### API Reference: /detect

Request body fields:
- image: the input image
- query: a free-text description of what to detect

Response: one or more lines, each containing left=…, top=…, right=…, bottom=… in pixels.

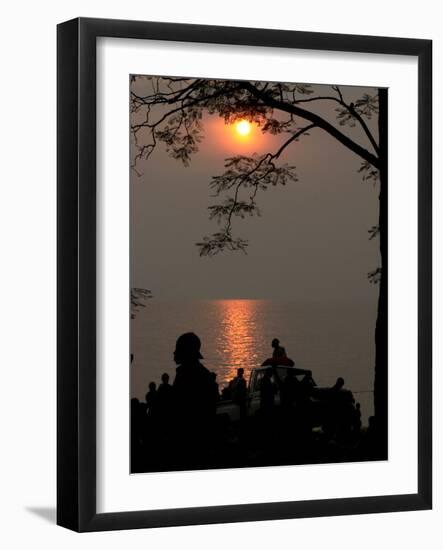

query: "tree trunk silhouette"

left=374, top=88, right=388, bottom=454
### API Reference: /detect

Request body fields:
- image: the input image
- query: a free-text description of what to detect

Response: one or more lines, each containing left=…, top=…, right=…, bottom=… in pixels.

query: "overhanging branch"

left=242, top=82, right=380, bottom=170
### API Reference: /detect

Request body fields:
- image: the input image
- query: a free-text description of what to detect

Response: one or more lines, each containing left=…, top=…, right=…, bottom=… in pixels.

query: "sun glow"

left=235, top=120, right=252, bottom=137
left=209, top=116, right=269, bottom=151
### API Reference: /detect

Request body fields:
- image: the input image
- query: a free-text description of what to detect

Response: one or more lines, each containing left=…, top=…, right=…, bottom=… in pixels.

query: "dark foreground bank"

left=131, top=402, right=386, bottom=474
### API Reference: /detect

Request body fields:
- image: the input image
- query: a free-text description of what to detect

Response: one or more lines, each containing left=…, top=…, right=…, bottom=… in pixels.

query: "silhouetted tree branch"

left=131, top=287, right=152, bottom=319
left=131, top=77, right=380, bottom=256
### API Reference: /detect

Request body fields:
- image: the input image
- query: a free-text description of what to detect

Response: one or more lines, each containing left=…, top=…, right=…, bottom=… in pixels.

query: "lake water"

left=131, top=299, right=377, bottom=424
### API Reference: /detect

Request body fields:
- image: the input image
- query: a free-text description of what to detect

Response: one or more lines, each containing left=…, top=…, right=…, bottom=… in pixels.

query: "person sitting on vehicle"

left=262, top=338, right=295, bottom=367
left=272, top=338, right=287, bottom=361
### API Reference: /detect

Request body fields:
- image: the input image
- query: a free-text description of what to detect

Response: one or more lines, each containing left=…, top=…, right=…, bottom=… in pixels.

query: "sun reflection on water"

left=215, top=300, right=263, bottom=385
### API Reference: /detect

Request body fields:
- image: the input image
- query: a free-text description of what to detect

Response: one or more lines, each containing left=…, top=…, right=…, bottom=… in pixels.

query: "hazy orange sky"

left=130, top=78, right=380, bottom=304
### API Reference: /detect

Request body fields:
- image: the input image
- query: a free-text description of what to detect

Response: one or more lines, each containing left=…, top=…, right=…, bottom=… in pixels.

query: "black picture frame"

left=57, top=17, right=432, bottom=532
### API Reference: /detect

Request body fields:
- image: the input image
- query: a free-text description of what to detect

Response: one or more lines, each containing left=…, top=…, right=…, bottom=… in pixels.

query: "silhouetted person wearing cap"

left=172, top=332, right=214, bottom=458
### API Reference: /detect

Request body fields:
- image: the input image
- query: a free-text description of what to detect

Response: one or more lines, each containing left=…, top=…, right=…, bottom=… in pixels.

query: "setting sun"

left=235, top=120, right=251, bottom=136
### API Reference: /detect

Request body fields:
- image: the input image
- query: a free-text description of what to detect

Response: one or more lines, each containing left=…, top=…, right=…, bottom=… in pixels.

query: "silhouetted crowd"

left=131, top=333, right=381, bottom=472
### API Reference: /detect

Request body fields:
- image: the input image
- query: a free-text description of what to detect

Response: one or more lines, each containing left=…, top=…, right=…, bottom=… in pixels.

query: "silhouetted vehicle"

left=217, top=365, right=355, bottom=432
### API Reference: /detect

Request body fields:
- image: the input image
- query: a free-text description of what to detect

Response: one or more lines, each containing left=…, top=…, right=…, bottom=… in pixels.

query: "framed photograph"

left=57, top=17, right=432, bottom=531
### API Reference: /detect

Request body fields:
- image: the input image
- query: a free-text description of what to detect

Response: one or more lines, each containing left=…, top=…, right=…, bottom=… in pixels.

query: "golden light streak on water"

left=215, top=300, right=262, bottom=383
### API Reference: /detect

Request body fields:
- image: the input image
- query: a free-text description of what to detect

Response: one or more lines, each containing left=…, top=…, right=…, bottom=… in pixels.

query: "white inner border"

left=96, top=37, right=418, bottom=513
